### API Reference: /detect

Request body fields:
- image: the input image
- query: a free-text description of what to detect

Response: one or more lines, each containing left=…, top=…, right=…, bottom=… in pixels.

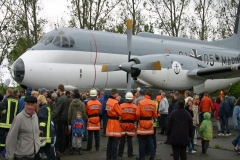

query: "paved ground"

left=1, top=117, right=240, bottom=160
left=57, top=117, right=240, bottom=160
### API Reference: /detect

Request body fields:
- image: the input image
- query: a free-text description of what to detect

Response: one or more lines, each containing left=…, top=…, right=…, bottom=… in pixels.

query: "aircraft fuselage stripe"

left=89, top=30, right=98, bottom=88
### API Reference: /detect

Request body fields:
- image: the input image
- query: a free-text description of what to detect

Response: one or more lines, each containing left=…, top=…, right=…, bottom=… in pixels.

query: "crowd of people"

left=0, top=86, right=240, bottom=160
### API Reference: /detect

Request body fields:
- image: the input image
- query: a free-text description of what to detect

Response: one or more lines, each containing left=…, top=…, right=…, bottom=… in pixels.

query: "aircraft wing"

left=187, top=64, right=240, bottom=79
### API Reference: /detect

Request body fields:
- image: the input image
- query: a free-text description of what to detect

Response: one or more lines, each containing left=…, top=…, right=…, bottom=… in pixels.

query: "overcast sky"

left=1, top=1, right=71, bottom=84
left=40, top=0, right=70, bottom=32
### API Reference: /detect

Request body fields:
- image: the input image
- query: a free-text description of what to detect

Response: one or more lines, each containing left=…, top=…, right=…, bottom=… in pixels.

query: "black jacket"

left=166, top=108, right=193, bottom=146
left=51, top=93, right=68, bottom=122
left=0, top=95, right=18, bottom=124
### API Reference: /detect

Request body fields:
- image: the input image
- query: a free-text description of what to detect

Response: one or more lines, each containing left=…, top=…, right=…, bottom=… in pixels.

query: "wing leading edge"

left=187, top=64, right=240, bottom=79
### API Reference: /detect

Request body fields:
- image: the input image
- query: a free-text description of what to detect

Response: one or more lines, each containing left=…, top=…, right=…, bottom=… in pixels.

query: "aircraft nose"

left=12, top=58, right=25, bottom=83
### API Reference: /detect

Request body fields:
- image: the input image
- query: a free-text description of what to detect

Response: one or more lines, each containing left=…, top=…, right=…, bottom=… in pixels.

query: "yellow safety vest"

left=152, top=100, right=158, bottom=127
left=39, top=107, right=51, bottom=143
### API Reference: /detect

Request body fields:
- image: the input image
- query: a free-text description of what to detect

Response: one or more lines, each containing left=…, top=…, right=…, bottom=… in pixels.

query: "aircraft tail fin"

left=210, top=1, right=240, bottom=50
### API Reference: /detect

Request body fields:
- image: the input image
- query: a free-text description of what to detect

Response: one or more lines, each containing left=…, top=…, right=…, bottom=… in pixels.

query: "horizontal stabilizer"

left=187, top=64, right=240, bottom=79
left=101, top=64, right=121, bottom=72
left=132, top=61, right=161, bottom=70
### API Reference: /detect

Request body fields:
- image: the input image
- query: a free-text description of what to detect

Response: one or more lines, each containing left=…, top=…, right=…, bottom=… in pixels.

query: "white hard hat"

left=90, top=89, right=97, bottom=97
left=125, top=92, right=133, bottom=100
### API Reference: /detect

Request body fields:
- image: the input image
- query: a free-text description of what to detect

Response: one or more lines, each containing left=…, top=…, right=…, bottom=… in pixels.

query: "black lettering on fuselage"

left=178, top=50, right=239, bottom=66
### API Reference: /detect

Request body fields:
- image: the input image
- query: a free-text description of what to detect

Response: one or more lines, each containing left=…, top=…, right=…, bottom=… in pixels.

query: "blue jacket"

left=218, top=102, right=229, bottom=117
left=72, top=118, right=85, bottom=137
left=233, top=105, right=240, bottom=130
left=18, top=96, right=25, bottom=113
left=99, top=93, right=109, bottom=115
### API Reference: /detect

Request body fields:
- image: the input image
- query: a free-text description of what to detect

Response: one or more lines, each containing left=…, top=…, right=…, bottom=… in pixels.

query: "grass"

left=213, top=144, right=224, bottom=149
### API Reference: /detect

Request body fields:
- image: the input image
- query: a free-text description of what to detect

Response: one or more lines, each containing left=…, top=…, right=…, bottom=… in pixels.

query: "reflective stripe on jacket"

left=106, top=97, right=123, bottom=137
left=38, top=105, right=51, bottom=143
left=0, top=98, right=18, bottom=129
left=136, top=95, right=157, bottom=135
left=120, top=102, right=137, bottom=136
left=86, top=99, right=102, bottom=130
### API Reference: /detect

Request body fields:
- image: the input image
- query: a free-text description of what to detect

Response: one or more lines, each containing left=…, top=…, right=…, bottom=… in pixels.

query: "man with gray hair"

left=134, top=90, right=144, bottom=105
left=5, top=96, right=40, bottom=160
left=158, top=92, right=169, bottom=135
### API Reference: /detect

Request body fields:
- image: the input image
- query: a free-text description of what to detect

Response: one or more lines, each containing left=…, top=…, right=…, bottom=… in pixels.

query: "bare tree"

left=148, top=0, right=191, bottom=37
left=189, top=0, right=216, bottom=40
left=0, top=0, right=20, bottom=65
left=215, top=0, right=238, bottom=39
left=68, top=0, right=121, bottom=30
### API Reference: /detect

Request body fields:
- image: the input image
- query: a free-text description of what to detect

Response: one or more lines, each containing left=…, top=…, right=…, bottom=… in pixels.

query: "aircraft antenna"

left=126, top=19, right=132, bottom=92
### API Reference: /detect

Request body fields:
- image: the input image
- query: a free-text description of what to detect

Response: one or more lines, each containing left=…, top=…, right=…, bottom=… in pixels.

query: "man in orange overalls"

left=106, top=88, right=123, bottom=160
left=86, top=89, right=102, bottom=151
left=117, top=92, right=137, bottom=158
left=136, top=90, right=157, bottom=160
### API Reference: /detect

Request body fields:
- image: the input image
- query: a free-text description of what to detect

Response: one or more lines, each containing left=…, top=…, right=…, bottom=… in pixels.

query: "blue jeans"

left=232, top=130, right=240, bottom=148
left=220, top=115, right=230, bottom=134
left=188, top=126, right=195, bottom=151
left=137, top=134, right=155, bottom=159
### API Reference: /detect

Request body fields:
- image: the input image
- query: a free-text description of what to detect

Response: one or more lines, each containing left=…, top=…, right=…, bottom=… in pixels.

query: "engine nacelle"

left=133, top=54, right=206, bottom=90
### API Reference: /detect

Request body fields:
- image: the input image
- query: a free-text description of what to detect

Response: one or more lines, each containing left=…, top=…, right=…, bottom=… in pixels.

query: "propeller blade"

left=101, top=64, right=120, bottom=72
left=127, top=19, right=132, bottom=62
left=132, top=61, right=161, bottom=70
left=126, top=19, right=133, bottom=91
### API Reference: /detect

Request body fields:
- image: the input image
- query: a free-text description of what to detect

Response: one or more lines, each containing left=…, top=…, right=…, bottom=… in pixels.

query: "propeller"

left=126, top=19, right=133, bottom=92
left=101, top=20, right=161, bottom=90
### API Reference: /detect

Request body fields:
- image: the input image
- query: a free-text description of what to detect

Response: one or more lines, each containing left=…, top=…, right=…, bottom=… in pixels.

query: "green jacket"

left=198, top=112, right=213, bottom=140
left=68, top=99, right=87, bottom=124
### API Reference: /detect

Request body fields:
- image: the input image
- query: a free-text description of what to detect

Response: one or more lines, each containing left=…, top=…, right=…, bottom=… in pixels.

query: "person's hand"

left=234, top=124, right=238, bottom=129
left=75, top=133, right=77, bottom=137
left=82, top=134, right=84, bottom=138
left=158, top=113, right=161, bottom=117
left=39, top=130, right=43, bottom=134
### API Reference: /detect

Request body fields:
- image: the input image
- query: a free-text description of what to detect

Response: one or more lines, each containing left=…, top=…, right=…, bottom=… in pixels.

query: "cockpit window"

left=53, top=36, right=61, bottom=46
left=62, top=36, right=69, bottom=47
left=45, top=36, right=54, bottom=45
left=69, top=36, right=75, bottom=47
left=38, top=36, right=48, bottom=43
left=52, top=36, right=75, bottom=47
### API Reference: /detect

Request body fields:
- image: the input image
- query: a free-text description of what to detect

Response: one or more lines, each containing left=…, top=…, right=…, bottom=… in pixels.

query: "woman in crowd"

left=212, top=96, right=221, bottom=133
left=31, top=91, right=40, bottom=113
left=218, top=96, right=231, bottom=136
left=36, top=95, right=56, bottom=160
left=192, top=95, right=199, bottom=145
left=185, top=98, right=196, bottom=153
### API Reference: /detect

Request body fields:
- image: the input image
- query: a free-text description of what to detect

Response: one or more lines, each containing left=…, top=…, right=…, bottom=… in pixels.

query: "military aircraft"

left=11, top=2, right=240, bottom=94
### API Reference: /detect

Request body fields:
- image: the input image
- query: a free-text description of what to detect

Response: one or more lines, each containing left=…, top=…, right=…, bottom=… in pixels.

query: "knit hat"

left=111, top=88, right=118, bottom=95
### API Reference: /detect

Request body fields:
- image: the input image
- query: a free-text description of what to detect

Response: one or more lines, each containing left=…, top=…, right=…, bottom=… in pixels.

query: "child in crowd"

left=198, top=112, right=213, bottom=154
left=70, top=111, right=85, bottom=155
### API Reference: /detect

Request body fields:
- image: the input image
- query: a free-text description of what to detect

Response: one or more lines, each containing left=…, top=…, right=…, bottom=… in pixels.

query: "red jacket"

left=212, top=103, right=220, bottom=120
left=199, top=96, right=213, bottom=113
